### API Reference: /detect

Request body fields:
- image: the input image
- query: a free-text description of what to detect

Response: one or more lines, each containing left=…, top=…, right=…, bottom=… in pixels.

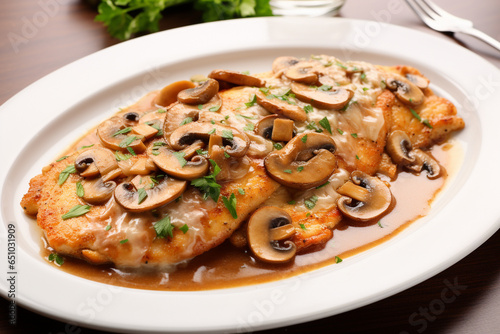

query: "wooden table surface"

left=1, top=0, right=499, bottom=333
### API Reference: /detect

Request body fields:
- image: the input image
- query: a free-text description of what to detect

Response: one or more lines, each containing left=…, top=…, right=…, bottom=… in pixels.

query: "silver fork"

left=406, top=0, right=500, bottom=52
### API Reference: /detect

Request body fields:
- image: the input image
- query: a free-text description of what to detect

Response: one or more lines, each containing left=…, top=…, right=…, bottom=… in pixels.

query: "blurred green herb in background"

left=95, top=0, right=273, bottom=40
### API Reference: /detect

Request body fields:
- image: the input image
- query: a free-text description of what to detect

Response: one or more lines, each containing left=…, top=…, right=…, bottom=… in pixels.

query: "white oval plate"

left=1, top=17, right=499, bottom=333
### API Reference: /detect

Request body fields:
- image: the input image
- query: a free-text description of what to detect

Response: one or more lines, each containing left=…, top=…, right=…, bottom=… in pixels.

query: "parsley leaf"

left=191, top=159, right=222, bottom=202
left=58, top=165, right=76, bottom=185
left=76, top=181, right=84, bottom=198
left=62, top=204, right=91, bottom=220
left=137, top=187, right=148, bottom=204
left=154, top=216, right=174, bottom=238
left=304, top=195, right=319, bottom=210
left=318, top=117, right=332, bottom=134
left=172, top=151, right=187, bottom=167
left=222, top=193, right=238, bottom=219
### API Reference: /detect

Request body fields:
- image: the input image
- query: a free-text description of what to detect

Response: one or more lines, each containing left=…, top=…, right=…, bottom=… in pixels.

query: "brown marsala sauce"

left=41, top=140, right=461, bottom=291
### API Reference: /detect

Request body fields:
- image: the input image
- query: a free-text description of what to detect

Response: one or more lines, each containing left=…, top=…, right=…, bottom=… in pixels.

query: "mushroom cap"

left=155, top=80, right=196, bottom=107
left=81, top=178, right=116, bottom=205
left=386, top=74, right=424, bottom=106
left=407, top=148, right=443, bottom=180
left=97, top=117, right=146, bottom=153
left=75, top=147, right=119, bottom=179
left=208, top=69, right=266, bottom=88
left=147, top=144, right=209, bottom=180
left=247, top=206, right=297, bottom=264
left=177, top=78, right=219, bottom=105
left=114, top=176, right=187, bottom=212
left=386, top=130, right=415, bottom=166
left=272, top=56, right=300, bottom=74
left=406, top=74, right=429, bottom=90
left=169, top=122, right=250, bottom=158
left=255, top=91, right=307, bottom=122
left=284, top=61, right=319, bottom=85
left=264, top=133, right=337, bottom=189
left=337, top=171, right=393, bottom=222
left=291, top=82, right=354, bottom=110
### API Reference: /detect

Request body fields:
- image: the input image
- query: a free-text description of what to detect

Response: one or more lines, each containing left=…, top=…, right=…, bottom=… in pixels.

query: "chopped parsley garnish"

left=238, top=188, right=245, bottom=195
left=259, top=87, right=270, bottom=94
left=245, top=94, right=257, bottom=107
left=105, top=225, right=112, bottom=231
left=318, top=117, right=332, bottom=134
left=316, top=181, right=330, bottom=189
left=196, top=149, right=208, bottom=155
left=56, top=156, right=69, bottom=162
left=222, top=129, right=233, bottom=140
left=156, top=108, right=166, bottom=113
left=336, top=62, right=348, bottom=70
left=410, top=108, right=433, bottom=128
left=58, top=165, right=76, bottom=185
left=236, top=114, right=256, bottom=120
left=273, top=142, right=283, bottom=150
left=80, top=144, right=95, bottom=149
left=197, top=104, right=203, bottom=110
left=112, top=127, right=132, bottom=137
left=76, top=181, right=84, bottom=198
left=335, top=256, right=343, bottom=263
left=180, top=117, right=193, bottom=126
left=115, top=151, right=132, bottom=161
left=283, top=169, right=292, bottom=174
left=208, top=128, right=216, bottom=135
left=304, top=195, right=319, bottom=210
left=360, top=73, right=367, bottom=80
left=299, top=224, right=307, bottom=230
left=222, top=193, right=238, bottom=219
left=362, top=87, right=369, bottom=92
left=351, top=133, right=358, bottom=138
left=172, top=151, right=187, bottom=167
left=154, top=216, right=174, bottom=238
left=287, top=200, right=296, bottom=205
left=306, top=121, right=323, bottom=133
left=243, top=123, right=255, bottom=131
left=356, top=154, right=360, bottom=160
left=119, top=135, right=137, bottom=148
left=48, top=253, right=64, bottom=266
left=153, top=142, right=166, bottom=147
left=127, top=147, right=136, bottom=156
left=303, top=104, right=314, bottom=114
left=297, top=166, right=304, bottom=172
left=179, top=224, right=189, bottom=234
left=377, top=221, right=384, bottom=228
left=120, top=239, right=129, bottom=244
left=62, top=204, right=91, bottom=220
left=224, top=151, right=230, bottom=158
left=301, top=135, right=308, bottom=143
left=318, top=84, right=332, bottom=91
left=337, top=128, right=344, bottom=135
left=191, top=159, right=221, bottom=202
left=209, top=105, right=221, bottom=112
left=137, top=188, right=148, bottom=204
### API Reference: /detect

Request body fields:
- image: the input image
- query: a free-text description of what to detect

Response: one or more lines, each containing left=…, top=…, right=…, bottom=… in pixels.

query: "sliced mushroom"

left=255, top=90, right=307, bottom=122
left=122, top=112, right=140, bottom=125
left=208, top=144, right=231, bottom=182
left=155, top=80, right=196, bottom=107
left=255, top=114, right=279, bottom=140
left=147, top=144, right=209, bottom=180
left=264, top=133, right=337, bottom=189
left=386, top=130, right=415, bottom=166
left=81, top=178, right=116, bottom=205
left=291, top=82, right=354, bottom=110
left=169, top=122, right=249, bottom=158
left=75, top=147, right=120, bottom=179
left=406, top=74, right=429, bottom=90
left=247, top=206, right=297, bottom=264
left=163, top=95, right=223, bottom=136
left=255, top=114, right=296, bottom=141
left=284, top=62, right=318, bottom=85
left=386, top=74, right=424, bottom=106
left=97, top=117, right=146, bottom=153
left=177, top=79, right=219, bottom=105
left=407, top=149, right=443, bottom=179
left=114, top=176, right=187, bottom=212
left=208, top=69, right=266, bottom=88
left=272, top=56, right=300, bottom=74
left=131, top=123, right=159, bottom=140
left=337, top=171, right=393, bottom=222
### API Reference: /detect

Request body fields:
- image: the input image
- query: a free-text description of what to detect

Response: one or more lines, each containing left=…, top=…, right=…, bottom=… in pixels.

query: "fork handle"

left=462, top=27, right=500, bottom=52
